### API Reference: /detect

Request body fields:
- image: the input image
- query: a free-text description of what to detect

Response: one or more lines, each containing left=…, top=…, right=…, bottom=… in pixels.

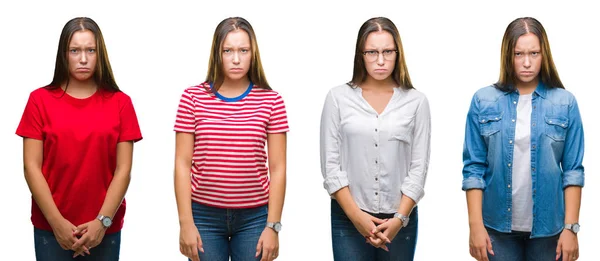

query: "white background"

left=1, top=0, right=598, bottom=260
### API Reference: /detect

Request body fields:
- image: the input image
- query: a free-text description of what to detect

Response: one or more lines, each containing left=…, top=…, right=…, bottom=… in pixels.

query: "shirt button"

left=513, top=101, right=517, bottom=104
left=549, top=120, right=553, bottom=123
left=508, top=163, right=511, bottom=167
left=375, top=160, right=378, bottom=164
left=532, top=145, right=536, bottom=149
left=375, top=192, right=378, bottom=195
left=375, top=177, right=378, bottom=181
left=375, top=143, right=378, bottom=147
left=481, top=119, right=485, bottom=123
left=533, top=106, right=536, bottom=109
left=532, top=167, right=535, bottom=171
left=375, top=128, right=378, bottom=132
left=508, top=208, right=511, bottom=212
left=508, top=184, right=511, bottom=188
left=512, top=119, right=515, bottom=123
left=532, top=123, right=536, bottom=127
left=509, top=140, right=513, bottom=144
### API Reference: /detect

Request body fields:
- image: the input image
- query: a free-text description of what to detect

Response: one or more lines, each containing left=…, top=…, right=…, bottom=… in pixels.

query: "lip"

left=76, top=68, right=91, bottom=72
left=520, top=71, right=535, bottom=76
left=374, top=69, right=388, bottom=73
left=230, top=68, right=244, bottom=72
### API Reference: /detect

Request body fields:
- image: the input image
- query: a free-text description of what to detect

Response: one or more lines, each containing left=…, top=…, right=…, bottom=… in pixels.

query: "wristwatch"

left=564, top=223, right=580, bottom=234
left=97, top=214, right=113, bottom=229
left=266, top=222, right=282, bottom=233
left=393, top=213, right=410, bottom=228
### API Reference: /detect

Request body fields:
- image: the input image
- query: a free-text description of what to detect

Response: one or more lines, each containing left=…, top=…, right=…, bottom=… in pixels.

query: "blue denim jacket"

left=462, top=83, right=585, bottom=238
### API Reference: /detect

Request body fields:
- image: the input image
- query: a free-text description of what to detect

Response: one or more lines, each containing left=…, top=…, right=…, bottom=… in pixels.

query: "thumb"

left=255, top=238, right=263, bottom=257
left=486, top=236, right=494, bottom=256
left=555, top=240, right=562, bottom=260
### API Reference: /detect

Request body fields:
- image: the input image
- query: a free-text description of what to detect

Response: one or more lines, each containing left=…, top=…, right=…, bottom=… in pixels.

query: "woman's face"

left=221, top=29, right=252, bottom=82
left=67, top=30, right=97, bottom=82
left=513, top=33, right=542, bottom=86
left=363, top=31, right=397, bottom=82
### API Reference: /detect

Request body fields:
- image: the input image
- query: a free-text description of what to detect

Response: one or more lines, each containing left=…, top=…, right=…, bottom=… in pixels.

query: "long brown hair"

left=349, top=17, right=413, bottom=89
left=206, top=17, right=270, bottom=91
left=495, top=17, right=563, bottom=91
left=47, top=17, right=119, bottom=92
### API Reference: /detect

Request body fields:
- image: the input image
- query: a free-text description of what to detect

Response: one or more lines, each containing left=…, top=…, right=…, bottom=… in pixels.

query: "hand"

left=256, top=227, right=279, bottom=261
left=556, top=229, right=578, bottom=260
left=49, top=217, right=80, bottom=251
left=179, top=222, right=203, bottom=261
left=469, top=224, right=494, bottom=261
left=71, top=219, right=106, bottom=258
left=368, top=217, right=403, bottom=249
left=349, top=211, right=389, bottom=250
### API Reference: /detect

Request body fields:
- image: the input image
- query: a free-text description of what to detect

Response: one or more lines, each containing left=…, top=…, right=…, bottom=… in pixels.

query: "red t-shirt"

left=174, top=82, right=289, bottom=208
left=16, top=87, right=142, bottom=234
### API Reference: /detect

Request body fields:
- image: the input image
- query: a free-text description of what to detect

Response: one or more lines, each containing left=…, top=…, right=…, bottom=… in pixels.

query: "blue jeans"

left=486, top=227, right=560, bottom=261
left=34, top=227, right=121, bottom=261
left=192, top=202, right=268, bottom=261
left=331, top=199, right=418, bottom=261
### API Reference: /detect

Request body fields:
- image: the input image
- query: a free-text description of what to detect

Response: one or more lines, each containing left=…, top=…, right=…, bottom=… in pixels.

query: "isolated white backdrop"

left=1, top=0, right=598, bottom=260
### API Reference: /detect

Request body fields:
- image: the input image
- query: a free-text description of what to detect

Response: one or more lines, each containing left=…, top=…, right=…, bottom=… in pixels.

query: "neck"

left=516, top=77, right=538, bottom=95
left=220, top=77, right=251, bottom=91
left=62, top=78, right=98, bottom=96
left=361, top=76, right=396, bottom=91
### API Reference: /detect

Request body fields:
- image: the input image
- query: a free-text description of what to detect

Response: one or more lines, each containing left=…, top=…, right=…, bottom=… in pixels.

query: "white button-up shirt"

left=320, top=84, right=431, bottom=213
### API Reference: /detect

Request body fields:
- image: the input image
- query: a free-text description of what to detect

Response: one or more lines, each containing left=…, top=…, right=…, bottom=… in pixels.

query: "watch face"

left=572, top=224, right=580, bottom=233
left=102, top=218, right=112, bottom=227
left=274, top=223, right=282, bottom=232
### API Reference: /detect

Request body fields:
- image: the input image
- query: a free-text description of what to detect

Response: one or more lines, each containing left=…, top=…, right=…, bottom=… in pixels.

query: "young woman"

left=173, top=17, right=289, bottom=261
left=462, top=17, right=584, bottom=261
left=320, top=17, right=431, bottom=261
left=16, top=17, right=142, bottom=260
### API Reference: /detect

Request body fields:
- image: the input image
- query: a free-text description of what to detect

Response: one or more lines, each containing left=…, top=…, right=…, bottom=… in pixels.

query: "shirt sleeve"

left=174, top=89, right=196, bottom=133
left=16, top=92, right=44, bottom=140
left=561, top=96, right=585, bottom=188
left=320, top=90, right=349, bottom=195
left=266, top=93, right=289, bottom=134
left=118, top=94, right=143, bottom=143
left=462, top=94, right=488, bottom=191
left=400, top=95, right=431, bottom=204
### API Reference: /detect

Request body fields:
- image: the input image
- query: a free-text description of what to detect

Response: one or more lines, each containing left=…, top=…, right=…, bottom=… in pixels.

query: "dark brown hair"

left=206, top=17, right=270, bottom=91
left=495, top=17, right=563, bottom=91
left=349, top=17, right=413, bottom=89
left=47, top=17, right=119, bottom=92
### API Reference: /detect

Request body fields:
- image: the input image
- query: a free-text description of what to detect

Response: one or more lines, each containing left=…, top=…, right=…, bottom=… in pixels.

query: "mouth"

left=520, top=71, right=535, bottom=76
left=76, top=68, right=91, bottom=72
left=374, top=69, right=388, bottom=73
left=230, top=68, right=244, bottom=72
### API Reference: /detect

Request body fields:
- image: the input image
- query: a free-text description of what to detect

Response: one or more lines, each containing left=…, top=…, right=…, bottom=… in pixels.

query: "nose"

left=80, top=52, right=88, bottom=64
left=232, top=51, right=240, bottom=65
left=523, top=55, right=531, bottom=68
left=376, top=52, right=385, bottom=65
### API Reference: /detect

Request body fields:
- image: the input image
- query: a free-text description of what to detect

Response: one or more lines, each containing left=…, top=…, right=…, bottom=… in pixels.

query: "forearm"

left=24, top=168, right=63, bottom=225
left=396, top=195, right=416, bottom=216
left=332, top=187, right=360, bottom=219
left=466, top=189, right=484, bottom=227
left=564, top=186, right=582, bottom=224
left=99, top=169, right=131, bottom=218
left=267, top=170, right=285, bottom=222
left=174, top=162, right=193, bottom=225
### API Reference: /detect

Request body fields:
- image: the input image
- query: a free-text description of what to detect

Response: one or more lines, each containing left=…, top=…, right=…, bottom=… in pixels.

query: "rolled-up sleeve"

left=320, top=90, right=349, bottom=195
left=401, top=96, right=431, bottom=203
left=462, top=94, right=488, bottom=191
left=561, top=97, right=585, bottom=188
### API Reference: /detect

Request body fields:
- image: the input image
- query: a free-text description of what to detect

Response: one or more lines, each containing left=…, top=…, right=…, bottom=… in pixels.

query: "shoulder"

left=29, top=86, right=56, bottom=99
left=250, top=87, right=285, bottom=102
left=473, top=85, right=505, bottom=102
left=182, top=82, right=211, bottom=96
left=545, top=87, right=576, bottom=105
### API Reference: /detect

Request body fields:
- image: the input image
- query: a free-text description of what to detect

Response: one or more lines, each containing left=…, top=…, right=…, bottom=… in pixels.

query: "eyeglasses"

left=362, top=49, right=398, bottom=62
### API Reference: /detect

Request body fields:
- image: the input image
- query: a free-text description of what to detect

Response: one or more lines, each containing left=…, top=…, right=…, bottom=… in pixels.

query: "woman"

left=320, top=17, right=431, bottom=261
left=462, top=17, right=584, bottom=261
left=16, top=17, right=143, bottom=260
left=173, top=17, right=289, bottom=261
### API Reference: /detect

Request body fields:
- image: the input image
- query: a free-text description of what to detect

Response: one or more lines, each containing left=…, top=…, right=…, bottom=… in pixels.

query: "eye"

left=69, top=49, right=78, bottom=53
left=383, top=50, right=395, bottom=55
left=240, top=49, right=249, bottom=53
left=223, top=49, right=231, bottom=53
left=364, top=50, right=377, bottom=55
left=531, top=52, right=539, bottom=56
left=88, top=48, right=96, bottom=53
left=514, top=52, right=522, bottom=56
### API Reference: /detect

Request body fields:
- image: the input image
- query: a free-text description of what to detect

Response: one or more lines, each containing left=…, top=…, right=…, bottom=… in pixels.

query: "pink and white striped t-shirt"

left=174, top=82, right=289, bottom=208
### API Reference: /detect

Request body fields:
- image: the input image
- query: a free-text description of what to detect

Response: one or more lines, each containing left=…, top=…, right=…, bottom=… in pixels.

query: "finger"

left=556, top=241, right=562, bottom=260
left=72, top=234, right=90, bottom=250
left=261, top=244, right=272, bottom=261
left=486, top=236, right=494, bottom=256
left=255, top=238, right=263, bottom=258
left=372, top=222, right=389, bottom=234
left=370, top=216, right=386, bottom=225
left=189, top=245, right=200, bottom=261
left=84, top=246, right=91, bottom=255
left=376, top=231, right=391, bottom=244
left=479, top=247, right=489, bottom=261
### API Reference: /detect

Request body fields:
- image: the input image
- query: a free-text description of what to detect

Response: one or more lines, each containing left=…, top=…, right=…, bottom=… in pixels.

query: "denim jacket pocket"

left=479, top=113, right=502, bottom=136
left=544, top=116, right=568, bottom=141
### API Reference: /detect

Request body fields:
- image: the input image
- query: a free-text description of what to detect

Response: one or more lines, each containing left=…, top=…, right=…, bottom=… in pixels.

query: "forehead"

left=364, top=30, right=395, bottom=48
left=69, top=30, right=96, bottom=46
left=514, top=33, right=540, bottom=49
left=222, top=29, right=251, bottom=46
